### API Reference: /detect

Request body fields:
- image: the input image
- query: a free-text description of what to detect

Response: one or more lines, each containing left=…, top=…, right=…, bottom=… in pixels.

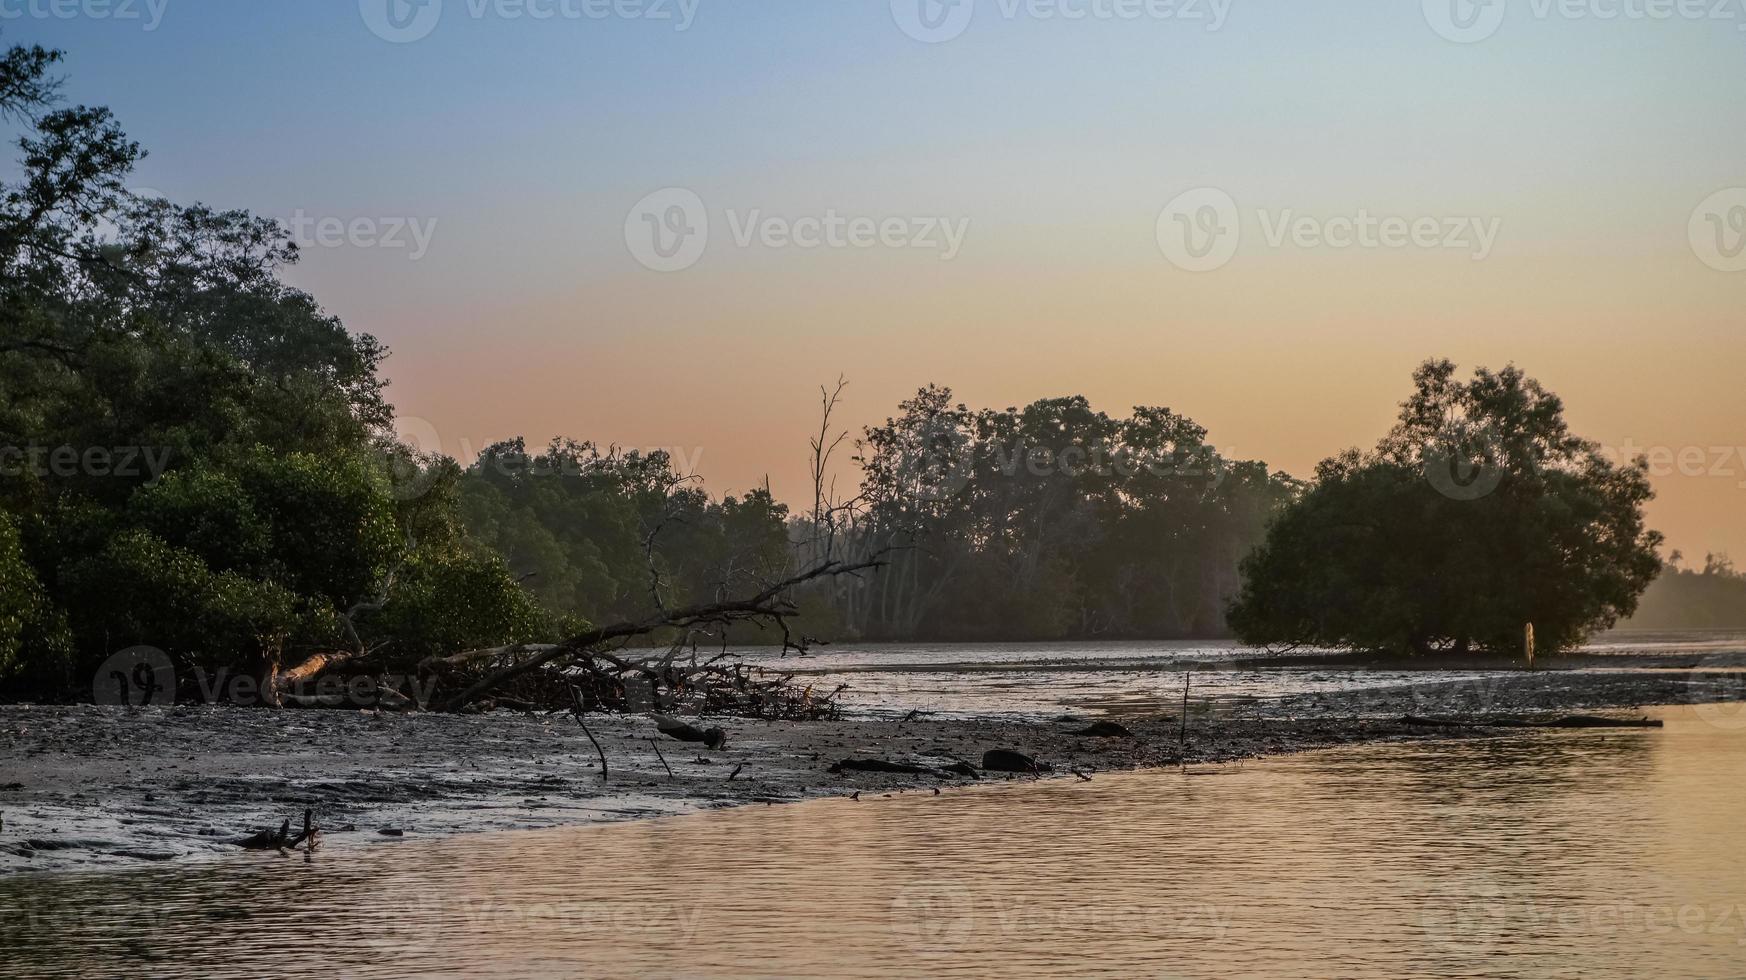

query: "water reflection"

left=733, top=631, right=1746, bottom=720
left=3, top=707, right=1742, bottom=978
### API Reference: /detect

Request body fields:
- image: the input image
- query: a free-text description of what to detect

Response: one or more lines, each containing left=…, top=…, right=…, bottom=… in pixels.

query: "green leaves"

left=1231, top=361, right=1663, bottom=656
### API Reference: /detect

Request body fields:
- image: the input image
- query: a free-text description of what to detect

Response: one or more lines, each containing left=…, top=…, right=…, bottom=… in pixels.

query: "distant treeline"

left=446, top=386, right=1297, bottom=645
left=1626, top=556, right=1746, bottom=630
left=807, top=386, right=1297, bottom=640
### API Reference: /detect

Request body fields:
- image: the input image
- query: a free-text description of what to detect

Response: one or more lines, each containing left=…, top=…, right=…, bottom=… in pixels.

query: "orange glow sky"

left=38, top=0, right=1744, bottom=560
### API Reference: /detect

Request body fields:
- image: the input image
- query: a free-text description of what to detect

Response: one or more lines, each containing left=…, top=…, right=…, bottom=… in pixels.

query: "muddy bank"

left=0, top=667, right=1732, bottom=874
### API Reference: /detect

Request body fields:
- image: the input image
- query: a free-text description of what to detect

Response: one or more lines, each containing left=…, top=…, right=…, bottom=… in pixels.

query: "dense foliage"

left=816, top=386, right=1300, bottom=641
left=1229, top=360, right=1665, bottom=656
left=455, top=437, right=791, bottom=626
left=0, top=43, right=546, bottom=698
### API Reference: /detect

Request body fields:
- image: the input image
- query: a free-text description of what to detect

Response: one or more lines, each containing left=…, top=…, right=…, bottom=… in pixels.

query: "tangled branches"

left=418, top=553, right=884, bottom=716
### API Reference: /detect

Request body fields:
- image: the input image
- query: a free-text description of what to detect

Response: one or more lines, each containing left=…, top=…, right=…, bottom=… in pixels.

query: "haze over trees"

left=1229, top=360, right=1665, bottom=656
left=809, top=385, right=1299, bottom=640
left=1629, top=553, right=1746, bottom=629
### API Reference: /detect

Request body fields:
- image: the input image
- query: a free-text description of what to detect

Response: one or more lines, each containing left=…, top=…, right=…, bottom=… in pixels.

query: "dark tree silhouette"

left=1229, top=360, right=1663, bottom=656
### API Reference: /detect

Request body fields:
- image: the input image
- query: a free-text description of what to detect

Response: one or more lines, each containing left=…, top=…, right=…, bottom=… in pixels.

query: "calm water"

left=735, top=630, right=1746, bottom=720
left=4, top=705, right=1743, bottom=978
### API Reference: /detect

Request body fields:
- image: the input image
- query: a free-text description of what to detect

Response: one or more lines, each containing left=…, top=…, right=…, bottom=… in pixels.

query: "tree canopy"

left=0, top=41, right=545, bottom=699
left=806, top=386, right=1299, bottom=641
left=1228, top=360, right=1664, bottom=656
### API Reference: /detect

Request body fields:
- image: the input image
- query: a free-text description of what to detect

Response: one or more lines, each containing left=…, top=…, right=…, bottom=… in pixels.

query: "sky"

left=8, top=0, right=1745, bottom=559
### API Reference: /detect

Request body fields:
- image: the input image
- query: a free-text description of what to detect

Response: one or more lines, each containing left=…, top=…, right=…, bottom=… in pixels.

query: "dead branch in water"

left=236, top=808, right=320, bottom=853
left=425, top=553, right=885, bottom=714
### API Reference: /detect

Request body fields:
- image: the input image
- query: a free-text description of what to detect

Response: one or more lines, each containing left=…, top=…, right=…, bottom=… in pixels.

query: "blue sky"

left=6, top=0, right=1745, bottom=555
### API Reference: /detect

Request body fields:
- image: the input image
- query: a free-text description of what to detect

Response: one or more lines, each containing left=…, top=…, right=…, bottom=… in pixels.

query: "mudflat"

left=0, top=663, right=1732, bottom=873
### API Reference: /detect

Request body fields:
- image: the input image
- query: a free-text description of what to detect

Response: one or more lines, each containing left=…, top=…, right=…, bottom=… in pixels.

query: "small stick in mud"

left=1178, top=673, right=1192, bottom=764
left=648, top=737, right=675, bottom=778
left=293, top=808, right=320, bottom=853
left=568, top=685, right=609, bottom=784
left=727, top=763, right=745, bottom=781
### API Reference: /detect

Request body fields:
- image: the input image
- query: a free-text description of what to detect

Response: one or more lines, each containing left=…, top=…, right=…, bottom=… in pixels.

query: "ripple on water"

left=2, top=706, right=1743, bottom=978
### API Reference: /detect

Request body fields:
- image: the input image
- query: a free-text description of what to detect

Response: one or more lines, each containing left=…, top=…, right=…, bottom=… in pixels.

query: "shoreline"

left=3, top=664, right=1733, bottom=876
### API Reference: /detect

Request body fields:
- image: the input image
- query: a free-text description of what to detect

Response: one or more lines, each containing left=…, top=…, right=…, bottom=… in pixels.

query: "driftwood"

left=428, top=555, right=885, bottom=714
left=237, top=808, right=319, bottom=853
left=242, top=534, right=886, bottom=722
left=246, top=388, right=888, bottom=718
left=982, top=749, right=1049, bottom=775
left=940, top=761, right=980, bottom=779
left=1066, top=721, right=1135, bottom=738
left=652, top=714, right=727, bottom=750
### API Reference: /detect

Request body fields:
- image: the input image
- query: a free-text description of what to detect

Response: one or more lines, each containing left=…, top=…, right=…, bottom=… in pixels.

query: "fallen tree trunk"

left=430, top=555, right=885, bottom=713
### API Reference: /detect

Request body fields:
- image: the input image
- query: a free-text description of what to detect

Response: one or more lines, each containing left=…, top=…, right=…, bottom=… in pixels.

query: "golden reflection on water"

left=4, top=705, right=1744, bottom=979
